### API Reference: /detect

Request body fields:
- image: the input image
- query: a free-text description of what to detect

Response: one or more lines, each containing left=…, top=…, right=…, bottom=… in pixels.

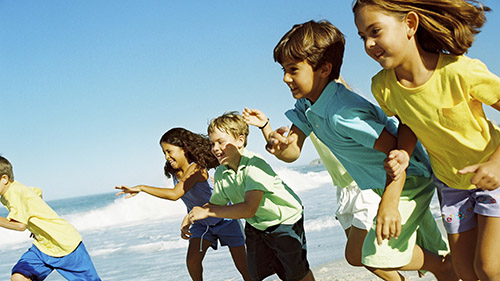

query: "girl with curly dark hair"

left=116, top=127, right=251, bottom=281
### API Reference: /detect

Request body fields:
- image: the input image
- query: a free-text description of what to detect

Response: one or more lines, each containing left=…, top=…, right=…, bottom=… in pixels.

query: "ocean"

left=0, top=164, right=441, bottom=281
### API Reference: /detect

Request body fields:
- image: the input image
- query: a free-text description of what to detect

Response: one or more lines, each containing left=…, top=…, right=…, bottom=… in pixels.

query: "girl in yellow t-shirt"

left=354, top=0, right=500, bottom=280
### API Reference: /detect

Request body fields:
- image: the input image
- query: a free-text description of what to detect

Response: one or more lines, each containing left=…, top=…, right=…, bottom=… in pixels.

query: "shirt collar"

left=221, top=149, right=250, bottom=175
left=307, top=81, right=338, bottom=117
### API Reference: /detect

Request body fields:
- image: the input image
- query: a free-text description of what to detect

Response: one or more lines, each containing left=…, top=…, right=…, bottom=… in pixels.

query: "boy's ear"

left=236, top=134, right=246, bottom=149
left=404, top=11, right=419, bottom=38
left=319, top=62, right=332, bottom=78
left=0, top=175, right=9, bottom=185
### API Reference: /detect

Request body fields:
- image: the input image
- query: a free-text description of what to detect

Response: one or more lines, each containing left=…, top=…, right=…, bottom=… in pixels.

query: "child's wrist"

left=259, top=118, right=269, bottom=130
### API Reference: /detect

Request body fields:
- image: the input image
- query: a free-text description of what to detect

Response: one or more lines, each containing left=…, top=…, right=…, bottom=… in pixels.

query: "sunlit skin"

left=160, top=142, right=190, bottom=173
left=281, top=58, right=330, bottom=103
left=209, top=128, right=245, bottom=171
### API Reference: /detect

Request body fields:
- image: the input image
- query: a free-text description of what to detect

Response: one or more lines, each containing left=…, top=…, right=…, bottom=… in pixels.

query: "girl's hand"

left=180, top=215, right=192, bottom=240
left=115, top=185, right=141, bottom=199
left=458, top=159, right=500, bottom=190
left=375, top=201, right=402, bottom=245
left=188, top=206, right=209, bottom=222
left=384, top=149, right=409, bottom=181
left=242, top=108, right=267, bottom=128
left=266, top=127, right=296, bottom=154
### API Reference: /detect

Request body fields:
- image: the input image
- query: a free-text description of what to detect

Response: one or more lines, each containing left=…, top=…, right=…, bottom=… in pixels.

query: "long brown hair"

left=353, top=0, right=491, bottom=55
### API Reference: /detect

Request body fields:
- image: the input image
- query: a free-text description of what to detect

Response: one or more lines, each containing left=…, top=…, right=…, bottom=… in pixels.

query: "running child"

left=353, top=1, right=500, bottom=279
left=266, top=20, right=455, bottom=280
left=184, top=112, right=315, bottom=281
left=243, top=107, right=367, bottom=239
left=0, top=156, right=101, bottom=281
left=115, top=128, right=251, bottom=281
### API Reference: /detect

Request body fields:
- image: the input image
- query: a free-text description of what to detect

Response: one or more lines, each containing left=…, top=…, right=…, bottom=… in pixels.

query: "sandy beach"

left=310, top=259, right=438, bottom=281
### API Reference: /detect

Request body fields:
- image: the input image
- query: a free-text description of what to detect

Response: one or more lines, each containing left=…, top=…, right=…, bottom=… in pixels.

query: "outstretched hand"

left=115, top=185, right=141, bottom=199
left=242, top=107, right=267, bottom=128
left=458, top=159, right=500, bottom=190
left=384, top=150, right=409, bottom=181
left=266, top=127, right=296, bottom=154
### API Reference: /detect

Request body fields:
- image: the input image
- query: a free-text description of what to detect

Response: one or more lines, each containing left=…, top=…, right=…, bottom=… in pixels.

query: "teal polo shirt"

left=210, top=149, right=303, bottom=231
left=285, top=81, right=431, bottom=190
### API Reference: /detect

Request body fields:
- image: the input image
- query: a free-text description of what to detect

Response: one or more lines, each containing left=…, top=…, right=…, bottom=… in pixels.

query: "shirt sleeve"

left=333, top=107, right=387, bottom=149
left=6, top=189, right=30, bottom=224
left=371, top=72, right=397, bottom=117
left=209, top=172, right=230, bottom=206
left=467, top=58, right=500, bottom=105
left=285, top=100, right=313, bottom=136
left=243, top=158, right=275, bottom=193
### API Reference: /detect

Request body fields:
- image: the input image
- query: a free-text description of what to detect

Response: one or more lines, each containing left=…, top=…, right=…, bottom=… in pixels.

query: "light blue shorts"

left=12, top=242, right=101, bottom=281
left=190, top=218, right=245, bottom=250
left=434, top=175, right=500, bottom=234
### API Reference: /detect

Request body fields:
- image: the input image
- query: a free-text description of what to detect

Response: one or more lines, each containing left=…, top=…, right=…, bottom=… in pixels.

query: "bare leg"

left=475, top=215, right=500, bottom=281
left=448, top=228, right=478, bottom=281
left=367, top=245, right=458, bottom=281
left=186, top=238, right=212, bottom=281
left=228, top=245, right=252, bottom=281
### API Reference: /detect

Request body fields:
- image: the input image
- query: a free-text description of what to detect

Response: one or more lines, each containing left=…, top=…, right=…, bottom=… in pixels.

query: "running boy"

left=266, top=20, right=455, bottom=280
left=0, top=156, right=101, bottom=281
left=183, top=112, right=314, bottom=281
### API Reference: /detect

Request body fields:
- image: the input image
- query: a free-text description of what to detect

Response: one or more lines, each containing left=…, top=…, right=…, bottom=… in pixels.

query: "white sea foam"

left=66, top=193, right=187, bottom=231
left=275, top=168, right=332, bottom=193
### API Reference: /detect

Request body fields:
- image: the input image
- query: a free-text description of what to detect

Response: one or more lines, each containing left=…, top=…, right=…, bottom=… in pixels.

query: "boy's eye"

left=371, top=28, right=380, bottom=36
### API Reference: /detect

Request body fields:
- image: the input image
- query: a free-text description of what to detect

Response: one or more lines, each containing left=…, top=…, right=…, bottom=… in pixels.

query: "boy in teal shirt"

left=183, top=112, right=314, bottom=281
left=266, top=20, right=455, bottom=280
left=0, top=156, right=100, bottom=281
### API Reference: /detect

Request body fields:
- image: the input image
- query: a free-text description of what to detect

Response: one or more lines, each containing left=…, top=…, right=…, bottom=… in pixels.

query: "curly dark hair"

left=159, top=127, right=219, bottom=178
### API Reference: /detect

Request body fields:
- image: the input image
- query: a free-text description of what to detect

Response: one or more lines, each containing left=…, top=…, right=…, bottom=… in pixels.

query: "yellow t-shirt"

left=372, top=54, right=500, bottom=190
left=1, top=181, right=82, bottom=257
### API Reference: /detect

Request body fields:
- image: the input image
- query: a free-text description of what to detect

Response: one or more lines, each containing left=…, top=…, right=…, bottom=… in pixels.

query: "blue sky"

left=1, top=1, right=499, bottom=200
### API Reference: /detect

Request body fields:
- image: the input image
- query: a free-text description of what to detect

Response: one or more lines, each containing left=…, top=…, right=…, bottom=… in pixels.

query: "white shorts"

left=335, top=183, right=381, bottom=230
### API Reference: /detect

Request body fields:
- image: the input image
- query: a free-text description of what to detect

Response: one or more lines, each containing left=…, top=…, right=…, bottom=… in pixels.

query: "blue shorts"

left=190, top=218, right=245, bottom=250
left=245, top=216, right=310, bottom=281
left=434, top=175, right=500, bottom=234
left=12, top=242, right=101, bottom=281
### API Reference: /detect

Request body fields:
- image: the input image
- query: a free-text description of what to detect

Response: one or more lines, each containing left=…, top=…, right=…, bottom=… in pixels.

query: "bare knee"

left=11, top=273, right=30, bottom=281
left=345, top=249, right=363, bottom=267
left=475, top=259, right=500, bottom=280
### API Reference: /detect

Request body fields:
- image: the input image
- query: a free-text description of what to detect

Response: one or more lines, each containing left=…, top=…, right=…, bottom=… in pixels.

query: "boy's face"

left=209, top=128, right=244, bottom=171
left=281, top=58, right=327, bottom=103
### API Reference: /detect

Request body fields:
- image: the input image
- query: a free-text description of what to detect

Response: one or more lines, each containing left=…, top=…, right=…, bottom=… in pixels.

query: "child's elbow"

left=16, top=223, right=27, bottom=232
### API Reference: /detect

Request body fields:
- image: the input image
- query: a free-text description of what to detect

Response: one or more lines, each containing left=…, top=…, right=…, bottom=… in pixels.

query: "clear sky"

left=1, top=1, right=499, bottom=200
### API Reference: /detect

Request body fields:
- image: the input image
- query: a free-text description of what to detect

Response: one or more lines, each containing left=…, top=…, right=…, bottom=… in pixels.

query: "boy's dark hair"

left=0, top=156, right=14, bottom=182
left=273, top=20, right=345, bottom=81
left=207, top=111, right=249, bottom=147
left=160, top=127, right=219, bottom=178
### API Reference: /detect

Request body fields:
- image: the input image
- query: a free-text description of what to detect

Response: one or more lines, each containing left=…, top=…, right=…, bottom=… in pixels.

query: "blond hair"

left=208, top=111, right=249, bottom=147
left=274, top=20, right=345, bottom=81
left=353, top=0, right=490, bottom=55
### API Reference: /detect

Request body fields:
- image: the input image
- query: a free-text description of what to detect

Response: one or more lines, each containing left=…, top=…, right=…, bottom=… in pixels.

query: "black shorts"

left=245, top=216, right=310, bottom=281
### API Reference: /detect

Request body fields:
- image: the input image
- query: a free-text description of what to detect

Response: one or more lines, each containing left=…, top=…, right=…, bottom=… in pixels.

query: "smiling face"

left=209, top=127, right=244, bottom=171
left=355, top=5, right=411, bottom=70
left=281, top=58, right=329, bottom=103
left=160, top=142, right=189, bottom=172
